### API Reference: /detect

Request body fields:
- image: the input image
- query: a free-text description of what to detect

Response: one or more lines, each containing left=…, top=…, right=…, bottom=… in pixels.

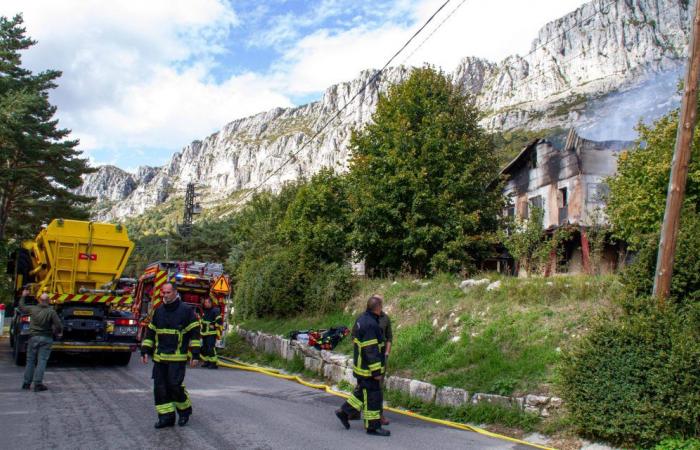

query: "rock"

left=304, top=357, right=323, bottom=374
left=409, top=380, right=437, bottom=403
left=432, top=318, right=438, bottom=327
left=523, top=433, right=550, bottom=445
left=524, top=394, right=550, bottom=407
left=435, top=387, right=469, bottom=407
left=459, top=279, right=490, bottom=292
left=385, top=376, right=412, bottom=395
left=549, top=397, right=563, bottom=408
left=486, top=280, right=502, bottom=291
left=471, top=393, right=515, bottom=408
left=450, top=335, right=460, bottom=343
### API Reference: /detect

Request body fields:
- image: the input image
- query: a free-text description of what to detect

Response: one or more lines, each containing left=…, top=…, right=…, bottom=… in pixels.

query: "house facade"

left=500, top=129, right=631, bottom=274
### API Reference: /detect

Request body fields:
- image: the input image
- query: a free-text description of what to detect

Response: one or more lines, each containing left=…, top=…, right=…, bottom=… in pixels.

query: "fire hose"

left=216, top=355, right=555, bottom=450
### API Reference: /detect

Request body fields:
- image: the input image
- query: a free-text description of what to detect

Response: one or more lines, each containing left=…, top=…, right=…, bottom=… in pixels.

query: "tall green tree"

left=606, top=99, right=700, bottom=249
left=0, top=14, right=93, bottom=241
left=348, top=66, right=502, bottom=274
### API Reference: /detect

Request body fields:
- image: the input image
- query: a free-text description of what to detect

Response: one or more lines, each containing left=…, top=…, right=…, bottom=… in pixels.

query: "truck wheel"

left=13, top=337, right=26, bottom=366
left=111, top=352, right=132, bottom=366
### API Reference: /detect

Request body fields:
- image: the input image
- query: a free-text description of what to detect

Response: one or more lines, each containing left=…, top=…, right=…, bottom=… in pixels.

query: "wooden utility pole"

left=653, top=0, right=700, bottom=304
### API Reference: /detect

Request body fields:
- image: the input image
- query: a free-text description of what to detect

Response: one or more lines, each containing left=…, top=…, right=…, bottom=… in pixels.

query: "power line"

left=228, top=0, right=618, bottom=211
left=401, top=0, right=470, bottom=66
left=228, top=0, right=454, bottom=209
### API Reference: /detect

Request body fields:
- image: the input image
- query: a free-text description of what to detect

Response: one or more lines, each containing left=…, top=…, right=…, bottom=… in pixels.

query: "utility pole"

left=653, top=0, right=700, bottom=304
left=178, top=183, right=201, bottom=237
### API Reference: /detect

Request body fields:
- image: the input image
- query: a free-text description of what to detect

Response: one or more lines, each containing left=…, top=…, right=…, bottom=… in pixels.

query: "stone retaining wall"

left=236, top=328, right=561, bottom=418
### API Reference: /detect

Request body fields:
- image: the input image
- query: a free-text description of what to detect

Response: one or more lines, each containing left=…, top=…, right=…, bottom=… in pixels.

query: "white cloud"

left=0, top=0, right=591, bottom=168
left=271, top=0, right=590, bottom=95
left=0, top=0, right=291, bottom=163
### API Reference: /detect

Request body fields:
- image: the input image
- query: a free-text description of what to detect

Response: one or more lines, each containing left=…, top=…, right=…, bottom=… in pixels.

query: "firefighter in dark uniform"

left=335, top=295, right=390, bottom=437
left=141, top=283, right=201, bottom=429
left=199, top=297, right=222, bottom=369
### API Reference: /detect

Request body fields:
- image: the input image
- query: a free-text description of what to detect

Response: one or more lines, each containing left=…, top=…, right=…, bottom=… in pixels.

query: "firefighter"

left=199, top=297, right=222, bottom=369
left=141, top=283, right=201, bottom=429
left=335, top=295, right=390, bottom=437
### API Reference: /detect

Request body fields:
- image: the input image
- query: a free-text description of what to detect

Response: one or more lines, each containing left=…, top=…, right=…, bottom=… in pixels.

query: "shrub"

left=558, top=300, right=700, bottom=447
left=621, top=211, right=700, bottom=310
left=233, top=247, right=354, bottom=319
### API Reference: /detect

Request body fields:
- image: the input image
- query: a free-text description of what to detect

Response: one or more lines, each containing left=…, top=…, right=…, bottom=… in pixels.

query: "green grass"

left=653, top=438, right=700, bottom=450
left=220, top=332, right=319, bottom=379
left=238, top=273, right=622, bottom=396
left=383, top=389, right=540, bottom=431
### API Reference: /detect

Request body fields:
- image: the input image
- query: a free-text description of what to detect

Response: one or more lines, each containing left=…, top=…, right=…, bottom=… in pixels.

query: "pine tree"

left=0, top=14, right=93, bottom=240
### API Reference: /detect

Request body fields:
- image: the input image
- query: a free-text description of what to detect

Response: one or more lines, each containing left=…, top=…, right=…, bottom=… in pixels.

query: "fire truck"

left=7, top=219, right=138, bottom=366
left=132, top=261, right=231, bottom=348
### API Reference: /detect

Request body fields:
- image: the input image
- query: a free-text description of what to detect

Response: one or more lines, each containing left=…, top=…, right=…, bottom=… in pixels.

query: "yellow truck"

left=7, top=219, right=138, bottom=365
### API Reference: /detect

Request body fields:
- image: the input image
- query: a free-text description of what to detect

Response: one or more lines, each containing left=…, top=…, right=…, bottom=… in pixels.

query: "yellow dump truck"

left=7, top=219, right=138, bottom=366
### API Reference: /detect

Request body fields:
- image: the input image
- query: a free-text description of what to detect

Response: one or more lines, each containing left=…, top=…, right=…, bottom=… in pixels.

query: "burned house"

left=499, top=129, right=631, bottom=275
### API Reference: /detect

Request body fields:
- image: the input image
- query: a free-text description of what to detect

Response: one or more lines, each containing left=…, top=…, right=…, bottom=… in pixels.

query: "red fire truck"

left=132, top=261, right=231, bottom=348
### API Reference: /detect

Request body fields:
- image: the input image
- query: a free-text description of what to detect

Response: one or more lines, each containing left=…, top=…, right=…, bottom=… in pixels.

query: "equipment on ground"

left=7, top=219, right=138, bottom=366
left=289, top=326, right=350, bottom=350
left=132, top=260, right=231, bottom=349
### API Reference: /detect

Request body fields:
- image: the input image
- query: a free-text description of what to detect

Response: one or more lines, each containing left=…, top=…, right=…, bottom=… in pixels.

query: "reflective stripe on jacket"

left=200, top=306, right=223, bottom=337
left=141, top=298, right=201, bottom=362
left=351, top=311, right=385, bottom=379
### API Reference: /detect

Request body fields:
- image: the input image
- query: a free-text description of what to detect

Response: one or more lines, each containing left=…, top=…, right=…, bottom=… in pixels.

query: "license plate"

left=74, top=310, right=94, bottom=316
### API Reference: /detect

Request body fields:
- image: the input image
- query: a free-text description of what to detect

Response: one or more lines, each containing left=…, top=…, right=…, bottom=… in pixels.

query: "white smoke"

left=577, top=66, right=684, bottom=142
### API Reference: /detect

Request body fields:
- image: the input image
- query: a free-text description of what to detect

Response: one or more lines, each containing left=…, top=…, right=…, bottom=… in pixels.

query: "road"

left=0, top=338, right=532, bottom=450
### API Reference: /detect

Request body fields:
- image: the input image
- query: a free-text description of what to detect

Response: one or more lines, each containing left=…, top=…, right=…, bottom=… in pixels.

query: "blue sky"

left=1, top=0, right=588, bottom=171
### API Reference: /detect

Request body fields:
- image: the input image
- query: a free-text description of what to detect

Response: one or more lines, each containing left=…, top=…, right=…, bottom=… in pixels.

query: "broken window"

left=558, top=187, right=568, bottom=208
left=528, top=195, right=543, bottom=218
left=530, top=148, right=538, bottom=168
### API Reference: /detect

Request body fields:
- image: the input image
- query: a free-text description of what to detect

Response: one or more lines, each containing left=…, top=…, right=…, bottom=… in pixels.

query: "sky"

left=0, top=0, right=589, bottom=171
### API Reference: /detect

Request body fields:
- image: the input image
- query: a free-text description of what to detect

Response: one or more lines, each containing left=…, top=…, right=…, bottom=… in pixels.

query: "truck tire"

left=13, top=336, right=26, bottom=366
left=110, top=352, right=132, bottom=366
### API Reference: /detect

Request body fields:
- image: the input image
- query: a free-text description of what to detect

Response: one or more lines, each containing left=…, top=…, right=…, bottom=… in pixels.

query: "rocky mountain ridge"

left=77, top=0, right=694, bottom=221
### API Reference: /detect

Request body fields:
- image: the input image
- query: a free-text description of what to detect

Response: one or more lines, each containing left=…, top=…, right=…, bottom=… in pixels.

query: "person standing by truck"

left=19, top=289, right=62, bottom=392
left=141, top=283, right=201, bottom=429
left=199, top=297, right=222, bottom=369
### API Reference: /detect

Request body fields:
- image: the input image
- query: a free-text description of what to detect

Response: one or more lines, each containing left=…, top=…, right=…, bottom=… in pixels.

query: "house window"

left=528, top=195, right=543, bottom=218
left=558, top=187, right=568, bottom=208
left=530, top=148, right=537, bottom=168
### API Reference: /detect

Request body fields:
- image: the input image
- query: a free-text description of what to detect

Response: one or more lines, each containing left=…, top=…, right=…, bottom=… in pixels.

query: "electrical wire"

left=226, top=0, right=455, bottom=210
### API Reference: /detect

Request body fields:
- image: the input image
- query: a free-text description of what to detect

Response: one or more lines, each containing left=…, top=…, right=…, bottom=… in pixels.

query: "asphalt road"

left=0, top=337, right=532, bottom=450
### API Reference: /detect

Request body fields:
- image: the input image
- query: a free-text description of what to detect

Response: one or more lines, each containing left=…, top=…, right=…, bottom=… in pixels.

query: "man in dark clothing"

left=141, top=283, right=201, bottom=429
left=199, top=297, right=222, bottom=369
left=335, top=295, right=390, bottom=437
left=19, top=290, right=62, bottom=392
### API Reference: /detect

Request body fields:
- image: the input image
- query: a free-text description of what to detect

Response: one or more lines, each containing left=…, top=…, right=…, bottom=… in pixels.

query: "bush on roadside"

left=233, top=246, right=354, bottom=319
left=558, top=299, right=700, bottom=447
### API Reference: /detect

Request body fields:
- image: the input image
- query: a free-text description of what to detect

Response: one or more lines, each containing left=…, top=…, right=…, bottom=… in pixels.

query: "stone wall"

left=236, top=328, right=562, bottom=418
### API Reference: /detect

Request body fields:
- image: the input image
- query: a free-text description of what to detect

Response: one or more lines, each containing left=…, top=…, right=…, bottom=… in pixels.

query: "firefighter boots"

left=335, top=409, right=350, bottom=429
left=367, top=428, right=391, bottom=437
left=154, top=417, right=175, bottom=429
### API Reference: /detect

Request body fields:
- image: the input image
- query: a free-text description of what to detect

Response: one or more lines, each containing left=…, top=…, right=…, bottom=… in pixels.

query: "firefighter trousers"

left=152, top=361, right=192, bottom=420
left=201, top=335, right=218, bottom=364
left=341, top=377, right=382, bottom=430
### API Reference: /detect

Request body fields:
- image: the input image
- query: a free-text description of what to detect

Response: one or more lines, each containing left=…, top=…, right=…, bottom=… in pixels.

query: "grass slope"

left=239, top=273, right=622, bottom=396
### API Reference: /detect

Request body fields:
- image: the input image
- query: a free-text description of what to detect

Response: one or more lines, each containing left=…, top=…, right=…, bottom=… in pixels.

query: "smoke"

left=577, top=66, right=684, bottom=142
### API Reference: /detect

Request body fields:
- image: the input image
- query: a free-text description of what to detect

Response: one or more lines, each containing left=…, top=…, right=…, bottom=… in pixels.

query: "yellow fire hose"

left=217, top=356, right=555, bottom=450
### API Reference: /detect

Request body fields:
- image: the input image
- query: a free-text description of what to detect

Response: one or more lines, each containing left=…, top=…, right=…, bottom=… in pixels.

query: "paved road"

left=0, top=338, right=532, bottom=449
